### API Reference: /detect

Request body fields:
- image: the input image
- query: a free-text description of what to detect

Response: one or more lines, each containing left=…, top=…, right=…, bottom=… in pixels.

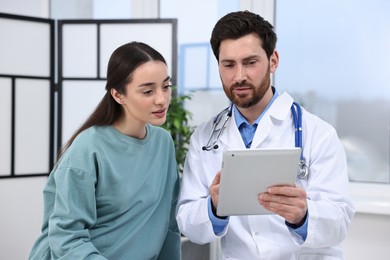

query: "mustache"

left=231, top=82, right=254, bottom=89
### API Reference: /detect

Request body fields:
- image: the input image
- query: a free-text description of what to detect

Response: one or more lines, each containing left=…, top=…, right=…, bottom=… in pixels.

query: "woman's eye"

left=143, top=90, right=153, bottom=95
left=163, top=84, right=172, bottom=90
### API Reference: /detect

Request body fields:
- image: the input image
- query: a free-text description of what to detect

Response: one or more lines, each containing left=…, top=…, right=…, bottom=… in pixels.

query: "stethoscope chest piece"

left=297, top=159, right=309, bottom=179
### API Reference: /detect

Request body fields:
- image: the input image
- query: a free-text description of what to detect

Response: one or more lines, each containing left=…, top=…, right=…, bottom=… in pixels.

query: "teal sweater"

left=29, top=125, right=181, bottom=260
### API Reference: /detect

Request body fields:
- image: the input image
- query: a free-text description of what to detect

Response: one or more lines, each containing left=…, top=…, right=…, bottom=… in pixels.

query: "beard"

left=223, top=66, right=271, bottom=109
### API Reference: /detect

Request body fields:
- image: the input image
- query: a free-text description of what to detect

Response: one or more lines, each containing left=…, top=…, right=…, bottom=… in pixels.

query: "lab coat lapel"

left=251, top=116, right=273, bottom=148
left=218, top=92, right=294, bottom=150
left=251, top=92, right=294, bottom=148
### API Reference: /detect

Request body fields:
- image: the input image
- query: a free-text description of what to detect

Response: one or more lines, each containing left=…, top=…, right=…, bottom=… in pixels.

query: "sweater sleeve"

left=48, top=167, right=107, bottom=260
left=158, top=172, right=182, bottom=260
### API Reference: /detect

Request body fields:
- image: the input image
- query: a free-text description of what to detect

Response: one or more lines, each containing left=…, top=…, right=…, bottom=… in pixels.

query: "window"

left=275, top=0, right=390, bottom=184
left=160, top=0, right=240, bottom=126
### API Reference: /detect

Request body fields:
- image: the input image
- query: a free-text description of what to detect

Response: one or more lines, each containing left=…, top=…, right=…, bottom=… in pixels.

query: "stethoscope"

left=202, top=102, right=309, bottom=179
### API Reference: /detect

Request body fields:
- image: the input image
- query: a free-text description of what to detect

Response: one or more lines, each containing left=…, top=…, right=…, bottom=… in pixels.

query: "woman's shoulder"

left=55, top=127, right=107, bottom=175
left=147, top=125, right=175, bottom=148
left=73, top=126, right=110, bottom=142
left=148, top=124, right=172, bottom=139
left=63, top=126, right=112, bottom=156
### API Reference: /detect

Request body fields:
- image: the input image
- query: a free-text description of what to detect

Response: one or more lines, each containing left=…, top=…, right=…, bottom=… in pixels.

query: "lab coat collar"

left=218, top=92, right=294, bottom=149
left=267, top=91, right=294, bottom=121
left=221, top=111, right=246, bottom=149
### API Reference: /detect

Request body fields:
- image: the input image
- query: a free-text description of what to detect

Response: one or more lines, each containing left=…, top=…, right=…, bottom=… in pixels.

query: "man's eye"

left=245, top=60, right=257, bottom=66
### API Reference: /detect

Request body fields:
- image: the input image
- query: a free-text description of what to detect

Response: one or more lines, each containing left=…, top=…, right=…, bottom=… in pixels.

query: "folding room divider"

left=0, top=12, right=177, bottom=178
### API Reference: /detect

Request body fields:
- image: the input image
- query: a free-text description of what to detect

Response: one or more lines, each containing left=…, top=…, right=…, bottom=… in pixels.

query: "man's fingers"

left=212, top=171, right=221, bottom=185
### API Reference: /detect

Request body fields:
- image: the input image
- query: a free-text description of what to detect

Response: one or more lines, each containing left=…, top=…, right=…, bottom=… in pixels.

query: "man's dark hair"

left=210, top=10, right=277, bottom=61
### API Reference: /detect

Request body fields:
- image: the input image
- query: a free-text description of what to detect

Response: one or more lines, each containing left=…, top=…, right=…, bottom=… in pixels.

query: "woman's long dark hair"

left=57, top=42, right=167, bottom=159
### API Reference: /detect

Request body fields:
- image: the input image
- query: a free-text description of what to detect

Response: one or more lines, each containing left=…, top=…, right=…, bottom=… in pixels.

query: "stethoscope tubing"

left=202, top=101, right=308, bottom=178
left=291, top=101, right=303, bottom=160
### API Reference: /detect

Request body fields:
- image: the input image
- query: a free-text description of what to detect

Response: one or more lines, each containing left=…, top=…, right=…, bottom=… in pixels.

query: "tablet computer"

left=217, top=148, right=301, bottom=216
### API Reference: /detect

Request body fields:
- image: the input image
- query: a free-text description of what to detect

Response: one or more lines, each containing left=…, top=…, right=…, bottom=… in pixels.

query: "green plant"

left=162, top=89, right=194, bottom=173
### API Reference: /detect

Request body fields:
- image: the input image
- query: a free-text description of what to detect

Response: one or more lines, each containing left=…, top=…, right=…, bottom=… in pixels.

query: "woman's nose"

left=155, top=89, right=167, bottom=104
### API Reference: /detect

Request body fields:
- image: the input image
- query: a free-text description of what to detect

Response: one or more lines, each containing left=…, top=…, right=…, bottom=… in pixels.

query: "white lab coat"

left=176, top=92, right=355, bottom=260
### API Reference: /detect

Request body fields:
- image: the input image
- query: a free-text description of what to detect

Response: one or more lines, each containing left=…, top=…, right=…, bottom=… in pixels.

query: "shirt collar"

left=234, top=86, right=279, bottom=127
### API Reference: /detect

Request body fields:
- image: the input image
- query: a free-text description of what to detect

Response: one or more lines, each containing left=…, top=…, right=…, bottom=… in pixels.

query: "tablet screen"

left=217, top=148, right=301, bottom=216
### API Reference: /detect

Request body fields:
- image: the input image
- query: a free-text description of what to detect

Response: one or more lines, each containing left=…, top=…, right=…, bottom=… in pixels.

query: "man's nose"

left=234, top=65, right=247, bottom=84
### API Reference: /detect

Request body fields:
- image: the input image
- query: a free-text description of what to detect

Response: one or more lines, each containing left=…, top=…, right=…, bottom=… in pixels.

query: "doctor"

left=176, top=11, right=355, bottom=259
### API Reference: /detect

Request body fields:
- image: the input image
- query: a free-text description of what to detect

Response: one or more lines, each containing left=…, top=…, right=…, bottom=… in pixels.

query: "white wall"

left=343, top=213, right=390, bottom=260
left=342, top=183, right=390, bottom=259
left=0, top=177, right=46, bottom=260
left=0, top=0, right=49, bottom=18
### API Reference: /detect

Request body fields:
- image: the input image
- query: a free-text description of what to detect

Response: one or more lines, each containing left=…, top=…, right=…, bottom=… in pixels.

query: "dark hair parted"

left=210, top=10, right=277, bottom=61
left=58, top=41, right=166, bottom=159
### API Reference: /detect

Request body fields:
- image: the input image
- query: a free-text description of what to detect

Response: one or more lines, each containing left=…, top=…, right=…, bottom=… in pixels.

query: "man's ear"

left=269, top=50, right=279, bottom=73
left=111, top=88, right=123, bottom=104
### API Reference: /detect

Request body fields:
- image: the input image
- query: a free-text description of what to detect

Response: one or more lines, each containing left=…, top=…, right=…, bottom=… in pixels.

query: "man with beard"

left=176, top=11, right=354, bottom=260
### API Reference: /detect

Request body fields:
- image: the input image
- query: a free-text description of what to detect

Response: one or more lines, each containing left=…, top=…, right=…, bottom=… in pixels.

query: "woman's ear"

left=111, top=88, right=123, bottom=104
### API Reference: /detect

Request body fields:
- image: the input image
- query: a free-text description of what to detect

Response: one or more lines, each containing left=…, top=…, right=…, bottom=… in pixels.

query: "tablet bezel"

left=217, top=148, right=301, bottom=216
